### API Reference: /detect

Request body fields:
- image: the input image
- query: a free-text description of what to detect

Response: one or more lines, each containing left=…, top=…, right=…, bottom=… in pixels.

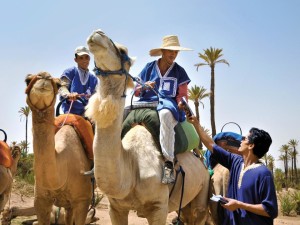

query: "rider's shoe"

left=161, top=161, right=175, bottom=184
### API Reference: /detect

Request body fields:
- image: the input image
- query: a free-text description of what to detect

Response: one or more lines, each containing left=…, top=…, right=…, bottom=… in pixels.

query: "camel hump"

left=122, top=108, right=199, bottom=154
left=0, top=141, right=13, bottom=168
left=54, top=114, right=94, bottom=159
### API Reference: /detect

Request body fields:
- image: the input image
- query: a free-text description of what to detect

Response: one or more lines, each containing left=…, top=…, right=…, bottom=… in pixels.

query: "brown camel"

left=85, top=29, right=210, bottom=225
left=25, top=72, right=93, bottom=225
left=0, top=134, right=21, bottom=213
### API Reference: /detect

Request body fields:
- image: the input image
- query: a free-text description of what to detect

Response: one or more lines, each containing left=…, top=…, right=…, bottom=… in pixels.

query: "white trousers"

left=159, top=109, right=177, bottom=162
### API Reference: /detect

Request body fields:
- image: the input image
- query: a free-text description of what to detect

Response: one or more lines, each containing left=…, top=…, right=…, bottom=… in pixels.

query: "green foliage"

left=16, top=153, right=35, bottom=185
left=274, top=168, right=285, bottom=191
left=278, top=191, right=297, bottom=216
left=292, top=191, right=300, bottom=215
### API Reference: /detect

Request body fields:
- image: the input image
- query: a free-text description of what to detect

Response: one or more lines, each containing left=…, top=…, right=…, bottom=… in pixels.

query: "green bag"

left=122, top=108, right=199, bottom=154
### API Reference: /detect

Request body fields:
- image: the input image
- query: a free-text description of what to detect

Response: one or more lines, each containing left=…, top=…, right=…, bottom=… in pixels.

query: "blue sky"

left=1, top=0, right=299, bottom=169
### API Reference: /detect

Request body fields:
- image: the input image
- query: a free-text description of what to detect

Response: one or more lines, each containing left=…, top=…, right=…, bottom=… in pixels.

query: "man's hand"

left=145, top=81, right=156, bottom=89
left=67, top=92, right=79, bottom=101
left=186, top=115, right=199, bottom=126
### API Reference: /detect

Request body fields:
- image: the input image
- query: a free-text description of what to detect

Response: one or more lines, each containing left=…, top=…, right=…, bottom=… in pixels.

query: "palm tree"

left=18, top=106, right=31, bottom=155
left=188, top=85, right=210, bottom=149
left=288, top=148, right=294, bottom=182
left=195, top=47, right=229, bottom=137
left=279, top=144, right=290, bottom=185
left=288, top=139, right=299, bottom=184
left=267, top=154, right=275, bottom=176
left=19, top=140, right=30, bottom=156
left=188, top=85, right=210, bottom=121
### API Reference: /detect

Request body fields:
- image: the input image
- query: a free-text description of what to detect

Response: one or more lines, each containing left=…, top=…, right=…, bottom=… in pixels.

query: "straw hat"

left=149, top=35, right=192, bottom=56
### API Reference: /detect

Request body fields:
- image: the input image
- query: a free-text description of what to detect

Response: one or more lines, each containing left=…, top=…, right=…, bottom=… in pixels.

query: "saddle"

left=54, top=114, right=94, bottom=159
left=121, top=108, right=199, bottom=154
left=0, top=141, right=13, bottom=168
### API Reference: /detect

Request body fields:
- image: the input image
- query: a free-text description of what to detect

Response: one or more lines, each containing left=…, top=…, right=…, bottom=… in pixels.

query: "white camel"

left=85, top=29, right=210, bottom=225
left=0, top=141, right=21, bottom=213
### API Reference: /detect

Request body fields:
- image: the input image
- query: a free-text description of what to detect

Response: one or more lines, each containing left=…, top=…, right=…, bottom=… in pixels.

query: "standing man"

left=59, top=46, right=98, bottom=116
left=134, top=35, right=192, bottom=184
left=188, top=115, right=278, bottom=225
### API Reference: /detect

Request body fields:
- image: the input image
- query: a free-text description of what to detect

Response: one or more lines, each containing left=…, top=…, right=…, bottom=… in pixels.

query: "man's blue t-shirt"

left=137, top=60, right=190, bottom=122
left=60, top=66, right=98, bottom=115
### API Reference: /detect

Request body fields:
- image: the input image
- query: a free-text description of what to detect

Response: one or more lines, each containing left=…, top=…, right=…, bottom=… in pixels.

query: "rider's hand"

left=186, top=114, right=198, bottom=125
left=178, top=101, right=184, bottom=110
left=67, top=92, right=79, bottom=101
left=145, top=81, right=156, bottom=89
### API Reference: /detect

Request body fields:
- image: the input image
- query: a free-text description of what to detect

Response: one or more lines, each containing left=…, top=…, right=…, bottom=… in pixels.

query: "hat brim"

left=76, top=52, right=90, bottom=56
left=149, top=46, right=193, bottom=56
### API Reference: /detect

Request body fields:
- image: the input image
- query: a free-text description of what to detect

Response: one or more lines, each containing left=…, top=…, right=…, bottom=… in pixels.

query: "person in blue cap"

left=59, top=46, right=98, bottom=176
left=188, top=115, right=278, bottom=225
left=59, top=46, right=98, bottom=116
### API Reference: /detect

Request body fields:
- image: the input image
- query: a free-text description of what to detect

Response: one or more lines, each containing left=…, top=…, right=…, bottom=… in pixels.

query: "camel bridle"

left=25, top=74, right=57, bottom=114
left=92, top=36, right=144, bottom=97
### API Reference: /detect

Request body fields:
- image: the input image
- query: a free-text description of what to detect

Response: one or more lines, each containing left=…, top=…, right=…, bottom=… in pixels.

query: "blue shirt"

left=137, top=60, right=190, bottom=122
left=60, top=66, right=98, bottom=115
left=212, top=144, right=278, bottom=225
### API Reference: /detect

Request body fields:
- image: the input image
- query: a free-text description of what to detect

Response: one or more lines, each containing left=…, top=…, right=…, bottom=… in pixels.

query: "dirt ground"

left=2, top=186, right=300, bottom=225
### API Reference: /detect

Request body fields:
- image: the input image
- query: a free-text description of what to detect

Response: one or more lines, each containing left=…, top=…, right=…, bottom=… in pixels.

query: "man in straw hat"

left=134, top=35, right=192, bottom=184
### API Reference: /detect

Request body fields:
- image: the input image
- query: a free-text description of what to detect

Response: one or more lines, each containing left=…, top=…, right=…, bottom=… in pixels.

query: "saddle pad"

left=0, top=141, right=13, bottom=168
left=54, top=114, right=94, bottom=159
left=121, top=108, right=199, bottom=154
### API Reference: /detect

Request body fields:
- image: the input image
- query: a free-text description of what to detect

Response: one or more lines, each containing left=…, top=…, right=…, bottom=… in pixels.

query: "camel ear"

left=130, top=56, right=136, bottom=66
left=53, top=78, right=62, bottom=89
left=25, top=74, right=35, bottom=86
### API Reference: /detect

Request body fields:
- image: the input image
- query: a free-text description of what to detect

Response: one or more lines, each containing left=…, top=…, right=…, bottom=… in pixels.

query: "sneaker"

left=162, top=161, right=175, bottom=184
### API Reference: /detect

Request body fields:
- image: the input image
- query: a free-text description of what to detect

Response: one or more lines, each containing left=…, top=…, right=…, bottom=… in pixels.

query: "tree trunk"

left=25, top=117, right=28, bottom=155
left=294, top=148, right=298, bottom=184
left=194, top=101, right=203, bottom=149
left=210, top=66, right=216, bottom=137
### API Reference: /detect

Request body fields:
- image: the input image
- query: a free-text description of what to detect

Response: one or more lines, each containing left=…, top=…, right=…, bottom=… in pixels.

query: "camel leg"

left=64, top=207, right=74, bottom=225
left=109, top=204, right=129, bottom=225
left=181, top=178, right=210, bottom=225
left=34, top=198, right=53, bottom=225
left=72, top=201, right=90, bottom=225
left=145, top=207, right=168, bottom=225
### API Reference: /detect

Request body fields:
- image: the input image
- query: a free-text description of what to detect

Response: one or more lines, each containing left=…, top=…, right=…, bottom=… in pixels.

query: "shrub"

left=16, top=153, right=34, bottom=185
left=278, top=191, right=297, bottom=216
left=292, top=191, right=300, bottom=215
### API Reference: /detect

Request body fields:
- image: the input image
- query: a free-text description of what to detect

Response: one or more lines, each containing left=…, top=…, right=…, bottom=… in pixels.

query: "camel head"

left=87, top=29, right=135, bottom=91
left=10, top=144, right=21, bottom=159
left=25, top=72, right=61, bottom=111
left=85, top=29, right=135, bottom=127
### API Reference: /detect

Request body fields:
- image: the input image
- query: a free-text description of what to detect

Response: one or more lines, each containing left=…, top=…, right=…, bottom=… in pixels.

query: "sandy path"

left=2, top=192, right=300, bottom=225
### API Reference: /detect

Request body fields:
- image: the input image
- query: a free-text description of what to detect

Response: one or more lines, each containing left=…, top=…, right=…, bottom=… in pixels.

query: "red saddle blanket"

left=54, top=114, right=94, bottom=160
left=0, top=141, right=13, bottom=168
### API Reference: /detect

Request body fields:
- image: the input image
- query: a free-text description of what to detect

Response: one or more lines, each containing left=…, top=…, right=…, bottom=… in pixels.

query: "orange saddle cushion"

left=54, top=114, right=94, bottom=159
left=0, top=141, right=13, bottom=168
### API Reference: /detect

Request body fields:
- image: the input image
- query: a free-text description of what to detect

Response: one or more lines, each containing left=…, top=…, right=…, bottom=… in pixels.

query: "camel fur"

left=85, top=29, right=210, bottom=225
left=0, top=144, right=21, bottom=212
left=25, top=72, right=93, bottom=225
